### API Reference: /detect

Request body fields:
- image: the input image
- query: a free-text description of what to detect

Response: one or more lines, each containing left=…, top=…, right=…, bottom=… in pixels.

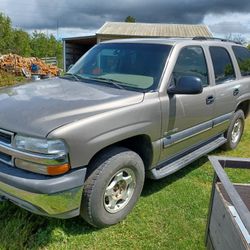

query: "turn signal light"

left=15, top=159, right=70, bottom=175
left=47, top=163, right=70, bottom=175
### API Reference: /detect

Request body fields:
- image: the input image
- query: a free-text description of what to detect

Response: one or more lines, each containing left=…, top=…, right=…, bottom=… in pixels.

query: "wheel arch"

left=236, top=99, right=250, bottom=118
left=87, top=134, right=154, bottom=174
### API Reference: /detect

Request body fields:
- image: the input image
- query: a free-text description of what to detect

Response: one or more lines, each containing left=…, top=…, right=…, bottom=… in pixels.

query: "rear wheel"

left=222, top=110, right=245, bottom=150
left=80, top=147, right=145, bottom=228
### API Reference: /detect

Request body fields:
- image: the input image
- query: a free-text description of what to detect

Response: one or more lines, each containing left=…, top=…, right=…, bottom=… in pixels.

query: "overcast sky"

left=0, top=0, right=249, bottom=41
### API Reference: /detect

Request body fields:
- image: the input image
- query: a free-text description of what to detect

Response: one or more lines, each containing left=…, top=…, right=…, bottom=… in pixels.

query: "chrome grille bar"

left=0, top=129, right=14, bottom=166
left=0, top=129, right=14, bottom=146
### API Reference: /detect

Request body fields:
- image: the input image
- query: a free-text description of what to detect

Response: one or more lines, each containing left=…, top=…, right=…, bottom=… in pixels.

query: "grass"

left=0, top=70, right=26, bottom=88
left=0, top=119, right=249, bottom=250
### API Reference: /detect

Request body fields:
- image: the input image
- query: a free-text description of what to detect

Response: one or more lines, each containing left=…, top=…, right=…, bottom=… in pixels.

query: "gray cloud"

left=209, top=22, right=250, bottom=34
left=1, top=0, right=250, bottom=31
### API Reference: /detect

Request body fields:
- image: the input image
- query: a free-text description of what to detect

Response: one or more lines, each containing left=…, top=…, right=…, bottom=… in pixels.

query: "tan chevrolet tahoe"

left=0, top=37, right=249, bottom=227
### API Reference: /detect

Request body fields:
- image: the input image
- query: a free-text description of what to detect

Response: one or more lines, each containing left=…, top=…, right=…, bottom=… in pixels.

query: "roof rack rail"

left=192, top=36, right=242, bottom=45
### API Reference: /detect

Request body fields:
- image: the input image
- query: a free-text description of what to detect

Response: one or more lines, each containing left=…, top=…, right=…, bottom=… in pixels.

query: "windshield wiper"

left=87, top=77, right=125, bottom=90
left=60, top=73, right=82, bottom=82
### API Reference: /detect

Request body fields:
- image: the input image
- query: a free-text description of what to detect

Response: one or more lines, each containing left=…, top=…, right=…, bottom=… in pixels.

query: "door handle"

left=233, top=88, right=239, bottom=96
left=206, top=95, right=215, bottom=105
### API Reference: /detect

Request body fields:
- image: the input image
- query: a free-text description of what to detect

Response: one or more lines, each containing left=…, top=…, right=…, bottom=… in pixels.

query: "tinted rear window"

left=209, top=47, right=235, bottom=84
left=232, top=46, right=250, bottom=76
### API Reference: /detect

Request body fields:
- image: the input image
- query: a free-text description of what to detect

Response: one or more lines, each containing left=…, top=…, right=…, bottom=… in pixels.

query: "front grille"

left=0, top=129, right=12, bottom=145
left=0, top=129, right=14, bottom=166
left=0, top=151, right=11, bottom=164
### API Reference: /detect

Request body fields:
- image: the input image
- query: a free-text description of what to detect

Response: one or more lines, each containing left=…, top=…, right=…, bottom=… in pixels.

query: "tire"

left=222, top=110, right=245, bottom=150
left=80, top=147, right=145, bottom=228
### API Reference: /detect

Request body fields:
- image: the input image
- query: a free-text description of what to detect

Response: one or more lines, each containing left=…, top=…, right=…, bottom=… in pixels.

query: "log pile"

left=0, top=54, right=60, bottom=77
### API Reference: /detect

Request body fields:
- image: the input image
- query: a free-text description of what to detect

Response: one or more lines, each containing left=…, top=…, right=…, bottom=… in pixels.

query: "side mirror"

left=168, top=76, right=203, bottom=95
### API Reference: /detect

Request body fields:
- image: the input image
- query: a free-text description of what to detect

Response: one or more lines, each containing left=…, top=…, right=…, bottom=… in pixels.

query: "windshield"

left=68, top=43, right=172, bottom=91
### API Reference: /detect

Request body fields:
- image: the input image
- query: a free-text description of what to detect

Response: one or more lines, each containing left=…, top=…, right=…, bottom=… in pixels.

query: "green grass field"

left=0, top=119, right=249, bottom=250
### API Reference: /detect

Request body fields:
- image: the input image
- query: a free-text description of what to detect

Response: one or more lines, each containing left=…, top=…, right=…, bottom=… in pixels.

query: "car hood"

left=0, top=78, right=144, bottom=137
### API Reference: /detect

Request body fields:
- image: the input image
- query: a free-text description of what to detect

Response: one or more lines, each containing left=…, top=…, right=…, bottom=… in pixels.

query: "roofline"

left=97, top=34, right=196, bottom=38
left=96, top=21, right=211, bottom=35
left=205, top=25, right=214, bottom=37
left=62, top=35, right=96, bottom=41
left=99, top=21, right=209, bottom=27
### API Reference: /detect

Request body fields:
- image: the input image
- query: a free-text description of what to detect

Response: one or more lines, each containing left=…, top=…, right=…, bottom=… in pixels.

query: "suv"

left=0, top=38, right=249, bottom=228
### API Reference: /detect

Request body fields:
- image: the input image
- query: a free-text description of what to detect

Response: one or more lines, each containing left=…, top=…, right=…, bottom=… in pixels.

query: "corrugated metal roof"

left=97, top=22, right=213, bottom=38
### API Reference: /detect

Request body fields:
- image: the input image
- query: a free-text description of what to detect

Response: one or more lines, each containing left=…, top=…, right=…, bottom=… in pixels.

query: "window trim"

left=209, top=46, right=236, bottom=85
left=171, top=45, right=210, bottom=88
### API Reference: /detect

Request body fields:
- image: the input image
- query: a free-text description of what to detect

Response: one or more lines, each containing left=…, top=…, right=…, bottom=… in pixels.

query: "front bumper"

left=0, top=162, right=87, bottom=218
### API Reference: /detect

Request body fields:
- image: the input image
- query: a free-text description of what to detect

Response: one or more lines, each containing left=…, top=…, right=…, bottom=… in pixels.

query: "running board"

left=148, top=136, right=227, bottom=180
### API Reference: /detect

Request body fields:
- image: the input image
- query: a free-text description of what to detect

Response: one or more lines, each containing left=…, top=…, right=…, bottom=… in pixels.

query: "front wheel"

left=80, top=147, right=145, bottom=228
left=222, top=110, right=245, bottom=150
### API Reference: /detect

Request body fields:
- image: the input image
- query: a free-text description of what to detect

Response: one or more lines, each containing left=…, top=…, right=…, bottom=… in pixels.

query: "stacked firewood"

left=0, top=54, right=60, bottom=77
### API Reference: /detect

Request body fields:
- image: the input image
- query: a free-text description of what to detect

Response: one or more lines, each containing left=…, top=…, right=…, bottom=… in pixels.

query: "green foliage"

left=125, top=16, right=136, bottom=23
left=238, top=58, right=250, bottom=73
left=30, top=31, right=48, bottom=58
left=247, top=44, right=250, bottom=50
left=11, top=29, right=32, bottom=56
left=0, top=70, right=25, bottom=87
left=30, top=32, right=63, bottom=67
left=224, top=63, right=234, bottom=76
left=0, top=12, right=63, bottom=68
left=0, top=13, right=13, bottom=53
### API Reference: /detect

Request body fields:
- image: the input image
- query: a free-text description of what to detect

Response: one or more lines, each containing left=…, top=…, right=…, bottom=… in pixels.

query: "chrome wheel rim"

left=231, top=119, right=242, bottom=144
left=104, top=168, right=136, bottom=214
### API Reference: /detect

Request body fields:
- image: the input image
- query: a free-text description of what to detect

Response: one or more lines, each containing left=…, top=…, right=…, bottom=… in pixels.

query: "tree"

left=30, top=31, right=63, bottom=67
left=0, top=13, right=14, bottom=54
left=11, top=29, right=31, bottom=56
left=125, top=16, right=136, bottom=23
left=0, top=12, right=63, bottom=67
left=225, top=33, right=246, bottom=44
left=247, top=44, right=250, bottom=50
left=30, top=31, right=50, bottom=58
left=47, top=34, right=63, bottom=67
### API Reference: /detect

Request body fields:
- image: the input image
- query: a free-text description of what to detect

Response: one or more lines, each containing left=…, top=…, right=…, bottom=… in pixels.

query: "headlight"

left=13, top=135, right=70, bottom=175
left=14, top=135, right=67, bottom=155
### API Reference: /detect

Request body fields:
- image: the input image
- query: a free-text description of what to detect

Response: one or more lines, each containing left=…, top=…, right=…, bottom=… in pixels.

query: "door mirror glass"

left=168, top=76, right=203, bottom=95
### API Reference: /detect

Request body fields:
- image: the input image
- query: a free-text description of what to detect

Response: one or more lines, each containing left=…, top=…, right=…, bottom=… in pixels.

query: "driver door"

left=160, top=45, right=215, bottom=162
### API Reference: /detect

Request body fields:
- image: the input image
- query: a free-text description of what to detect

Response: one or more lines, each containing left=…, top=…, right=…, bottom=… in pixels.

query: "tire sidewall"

left=84, top=149, right=145, bottom=227
left=226, top=110, right=245, bottom=149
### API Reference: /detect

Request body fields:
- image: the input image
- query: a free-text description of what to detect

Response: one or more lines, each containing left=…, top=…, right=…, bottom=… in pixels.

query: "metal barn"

left=63, top=22, right=213, bottom=71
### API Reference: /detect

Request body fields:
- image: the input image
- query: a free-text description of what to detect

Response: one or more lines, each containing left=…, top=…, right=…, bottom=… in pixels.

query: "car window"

left=172, top=46, right=208, bottom=86
left=232, top=46, right=250, bottom=77
left=69, top=43, right=172, bottom=91
left=209, top=47, right=236, bottom=84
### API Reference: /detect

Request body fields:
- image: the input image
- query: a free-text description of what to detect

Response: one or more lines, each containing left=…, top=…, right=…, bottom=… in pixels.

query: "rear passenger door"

left=209, top=46, right=240, bottom=133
